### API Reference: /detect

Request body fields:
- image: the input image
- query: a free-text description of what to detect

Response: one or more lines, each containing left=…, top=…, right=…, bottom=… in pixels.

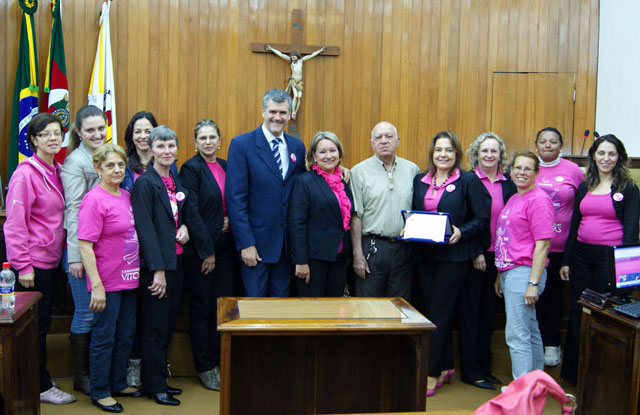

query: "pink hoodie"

left=5, top=156, right=66, bottom=275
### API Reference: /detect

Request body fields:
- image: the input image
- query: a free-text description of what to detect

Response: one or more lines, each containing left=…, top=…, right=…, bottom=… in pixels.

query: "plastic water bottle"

left=0, top=262, right=16, bottom=310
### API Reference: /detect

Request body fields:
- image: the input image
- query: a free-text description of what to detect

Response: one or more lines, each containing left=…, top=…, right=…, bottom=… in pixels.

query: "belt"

left=366, top=234, right=400, bottom=243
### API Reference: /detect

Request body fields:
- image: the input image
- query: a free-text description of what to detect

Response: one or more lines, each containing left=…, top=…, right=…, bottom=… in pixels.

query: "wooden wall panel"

left=1, top=0, right=599, bottom=189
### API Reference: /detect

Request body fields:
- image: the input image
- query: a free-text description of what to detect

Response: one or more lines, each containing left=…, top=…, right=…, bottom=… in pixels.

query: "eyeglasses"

left=512, top=165, right=535, bottom=173
left=36, top=131, right=63, bottom=139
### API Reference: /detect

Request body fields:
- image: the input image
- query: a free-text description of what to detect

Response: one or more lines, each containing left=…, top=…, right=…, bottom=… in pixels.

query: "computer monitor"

left=609, top=244, right=640, bottom=297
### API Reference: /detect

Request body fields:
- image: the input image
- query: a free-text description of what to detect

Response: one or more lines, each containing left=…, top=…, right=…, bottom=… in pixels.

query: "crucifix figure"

left=265, top=45, right=326, bottom=119
left=252, top=9, right=340, bottom=123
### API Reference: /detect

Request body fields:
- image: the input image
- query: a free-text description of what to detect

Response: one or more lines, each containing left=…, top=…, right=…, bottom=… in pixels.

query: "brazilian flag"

left=8, top=0, right=39, bottom=178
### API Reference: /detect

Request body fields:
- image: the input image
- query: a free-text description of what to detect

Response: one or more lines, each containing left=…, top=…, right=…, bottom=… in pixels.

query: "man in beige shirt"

left=350, top=121, right=420, bottom=300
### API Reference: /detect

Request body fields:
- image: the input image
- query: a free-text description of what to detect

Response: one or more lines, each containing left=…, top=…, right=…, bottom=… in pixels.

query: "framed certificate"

left=399, top=210, right=452, bottom=244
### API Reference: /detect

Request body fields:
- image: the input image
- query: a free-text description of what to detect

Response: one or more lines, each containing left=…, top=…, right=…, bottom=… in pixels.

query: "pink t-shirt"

left=78, top=187, right=140, bottom=292
left=206, top=160, right=227, bottom=216
left=421, top=168, right=461, bottom=212
left=535, top=159, right=584, bottom=252
left=475, top=167, right=507, bottom=252
left=577, top=192, right=623, bottom=246
left=495, top=187, right=554, bottom=271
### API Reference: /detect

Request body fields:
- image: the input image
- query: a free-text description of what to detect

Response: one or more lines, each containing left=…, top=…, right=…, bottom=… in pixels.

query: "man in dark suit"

left=226, top=89, right=306, bottom=297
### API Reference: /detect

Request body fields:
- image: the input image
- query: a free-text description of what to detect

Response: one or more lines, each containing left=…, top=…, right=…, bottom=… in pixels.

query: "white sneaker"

left=544, top=346, right=562, bottom=366
left=127, top=358, right=142, bottom=387
left=40, top=386, right=76, bottom=404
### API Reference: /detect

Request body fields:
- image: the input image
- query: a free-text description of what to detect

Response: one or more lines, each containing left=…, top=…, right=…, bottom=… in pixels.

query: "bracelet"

left=528, top=281, right=539, bottom=287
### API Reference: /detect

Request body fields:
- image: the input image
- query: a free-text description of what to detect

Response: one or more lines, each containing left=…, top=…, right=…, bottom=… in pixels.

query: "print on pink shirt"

left=122, top=206, right=140, bottom=281
left=494, top=207, right=511, bottom=269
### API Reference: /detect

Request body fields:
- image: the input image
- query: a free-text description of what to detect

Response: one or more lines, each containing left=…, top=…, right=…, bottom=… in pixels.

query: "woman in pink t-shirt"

left=466, top=132, right=516, bottom=386
left=533, top=127, right=584, bottom=368
left=179, top=120, right=239, bottom=391
left=559, top=135, right=639, bottom=384
left=78, top=143, right=141, bottom=412
left=494, top=150, right=554, bottom=380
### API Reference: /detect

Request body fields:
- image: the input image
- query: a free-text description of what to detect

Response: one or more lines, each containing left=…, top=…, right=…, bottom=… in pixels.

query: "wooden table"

left=577, top=300, right=640, bottom=415
left=217, top=297, right=435, bottom=415
left=0, top=291, right=42, bottom=415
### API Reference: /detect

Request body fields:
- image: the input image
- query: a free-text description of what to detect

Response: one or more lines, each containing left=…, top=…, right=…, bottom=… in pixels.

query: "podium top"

left=218, top=297, right=434, bottom=332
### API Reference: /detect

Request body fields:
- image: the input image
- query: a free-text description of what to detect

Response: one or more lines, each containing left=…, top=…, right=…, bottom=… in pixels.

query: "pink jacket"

left=5, top=157, right=66, bottom=275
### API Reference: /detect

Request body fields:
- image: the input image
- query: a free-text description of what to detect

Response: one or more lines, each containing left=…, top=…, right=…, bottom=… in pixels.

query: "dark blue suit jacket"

left=225, top=125, right=306, bottom=263
left=288, top=170, right=354, bottom=264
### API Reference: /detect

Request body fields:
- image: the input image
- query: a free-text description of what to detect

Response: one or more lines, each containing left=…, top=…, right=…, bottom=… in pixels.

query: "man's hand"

left=241, top=246, right=262, bottom=267
left=353, top=253, right=370, bottom=279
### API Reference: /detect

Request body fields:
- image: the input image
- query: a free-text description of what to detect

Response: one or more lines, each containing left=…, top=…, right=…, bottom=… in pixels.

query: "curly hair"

left=466, top=132, right=508, bottom=172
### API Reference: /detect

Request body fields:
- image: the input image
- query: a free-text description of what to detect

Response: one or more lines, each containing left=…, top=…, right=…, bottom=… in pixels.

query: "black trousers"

left=536, top=252, right=565, bottom=347
left=16, top=266, right=57, bottom=393
left=419, top=259, right=484, bottom=381
left=561, top=241, right=610, bottom=384
left=296, top=252, right=347, bottom=297
left=470, top=251, right=502, bottom=378
left=355, top=236, right=413, bottom=301
left=186, top=234, right=238, bottom=373
left=140, top=257, right=183, bottom=394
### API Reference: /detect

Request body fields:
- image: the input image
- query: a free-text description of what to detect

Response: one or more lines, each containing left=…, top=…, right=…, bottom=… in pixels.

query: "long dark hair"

left=586, top=134, right=632, bottom=192
left=68, top=105, right=106, bottom=154
left=124, top=111, right=158, bottom=173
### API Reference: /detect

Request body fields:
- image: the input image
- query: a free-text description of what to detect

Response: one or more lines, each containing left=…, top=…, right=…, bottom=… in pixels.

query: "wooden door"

left=491, top=72, right=576, bottom=159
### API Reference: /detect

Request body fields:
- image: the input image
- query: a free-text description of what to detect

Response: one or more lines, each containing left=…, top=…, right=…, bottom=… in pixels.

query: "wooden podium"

left=0, top=291, right=42, bottom=415
left=217, top=297, right=435, bottom=415
left=577, top=300, right=640, bottom=415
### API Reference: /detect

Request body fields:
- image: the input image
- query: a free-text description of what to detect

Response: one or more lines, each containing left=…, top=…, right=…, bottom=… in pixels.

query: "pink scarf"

left=313, top=164, right=351, bottom=230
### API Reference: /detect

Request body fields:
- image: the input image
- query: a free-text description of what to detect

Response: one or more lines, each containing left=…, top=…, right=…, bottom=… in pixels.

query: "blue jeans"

left=62, top=250, right=93, bottom=333
left=90, top=289, right=137, bottom=400
left=501, top=266, right=547, bottom=380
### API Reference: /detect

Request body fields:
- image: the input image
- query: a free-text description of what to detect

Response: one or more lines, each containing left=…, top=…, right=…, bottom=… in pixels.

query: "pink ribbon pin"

left=290, top=153, right=297, bottom=163
left=613, top=192, right=624, bottom=202
left=175, top=192, right=185, bottom=201
left=446, top=184, right=456, bottom=192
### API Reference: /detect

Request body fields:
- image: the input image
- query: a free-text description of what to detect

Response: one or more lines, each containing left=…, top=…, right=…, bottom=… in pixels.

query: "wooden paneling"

left=1, top=0, right=599, bottom=188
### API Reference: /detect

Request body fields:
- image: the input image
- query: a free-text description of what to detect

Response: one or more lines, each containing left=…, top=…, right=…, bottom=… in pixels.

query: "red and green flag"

left=43, top=0, right=71, bottom=164
left=8, top=0, right=39, bottom=178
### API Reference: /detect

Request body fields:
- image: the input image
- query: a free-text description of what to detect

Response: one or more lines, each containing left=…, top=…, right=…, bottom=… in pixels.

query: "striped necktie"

left=272, top=137, right=283, bottom=177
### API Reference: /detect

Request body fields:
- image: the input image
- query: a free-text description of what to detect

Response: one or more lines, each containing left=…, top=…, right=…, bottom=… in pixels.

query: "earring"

left=217, top=146, right=221, bottom=150
left=195, top=148, right=198, bottom=153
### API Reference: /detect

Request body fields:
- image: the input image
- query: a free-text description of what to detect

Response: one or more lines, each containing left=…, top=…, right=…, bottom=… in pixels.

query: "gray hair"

left=370, top=122, right=398, bottom=141
left=262, top=89, right=292, bottom=110
left=466, top=132, right=508, bottom=172
left=148, top=125, right=178, bottom=149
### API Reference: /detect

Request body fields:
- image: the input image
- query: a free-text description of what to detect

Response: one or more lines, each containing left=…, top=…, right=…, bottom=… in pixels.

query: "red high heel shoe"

left=436, top=368, right=455, bottom=388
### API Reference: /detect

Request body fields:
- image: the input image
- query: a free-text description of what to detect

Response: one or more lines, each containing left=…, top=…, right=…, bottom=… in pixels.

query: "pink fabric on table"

left=495, top=187, right=554, bottom=272
left=161, top=176, right=184, bottom=255
left=577, top=192, right=623, bottom=246
left=475, top=166, right=507, bottom=252
left=535, top=159, right=584, bottom=252
left=474, top=370, right=574, bottom=415
left=78, top=186, right=140, bottom=292
left=206, top=160, right=227, bottom=216
left=421, top=168, right=461, bottom=212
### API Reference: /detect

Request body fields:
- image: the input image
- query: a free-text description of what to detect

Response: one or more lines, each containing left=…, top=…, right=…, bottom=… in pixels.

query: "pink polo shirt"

left=535, top=159, right=584, bottom=252
left=475, top=167, right=507, bottom=252
left=577, top=192, right=623, bottom=246
left=495, top=187, right=554, bottom=271
left=421, top=168, right=461, bottom=211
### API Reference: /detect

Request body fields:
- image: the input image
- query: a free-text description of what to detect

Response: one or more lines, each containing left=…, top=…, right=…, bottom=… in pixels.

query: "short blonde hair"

left=92, top=143, right=127, bottom=167
left=305, top=131, right=344, bottom=170
left=466, top=132, right=508, bottom=172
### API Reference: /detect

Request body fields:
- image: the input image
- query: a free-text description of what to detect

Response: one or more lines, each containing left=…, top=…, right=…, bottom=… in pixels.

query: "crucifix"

left=252, top=9, right=339, bottom=123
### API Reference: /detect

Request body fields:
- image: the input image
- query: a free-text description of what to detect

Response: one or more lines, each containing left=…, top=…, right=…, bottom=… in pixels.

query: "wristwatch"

left=528, top=281, right=539, bottom=287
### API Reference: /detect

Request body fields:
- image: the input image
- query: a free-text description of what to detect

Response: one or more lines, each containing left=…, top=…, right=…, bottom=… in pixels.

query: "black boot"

left=70, top=332, right=91, bottom=396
